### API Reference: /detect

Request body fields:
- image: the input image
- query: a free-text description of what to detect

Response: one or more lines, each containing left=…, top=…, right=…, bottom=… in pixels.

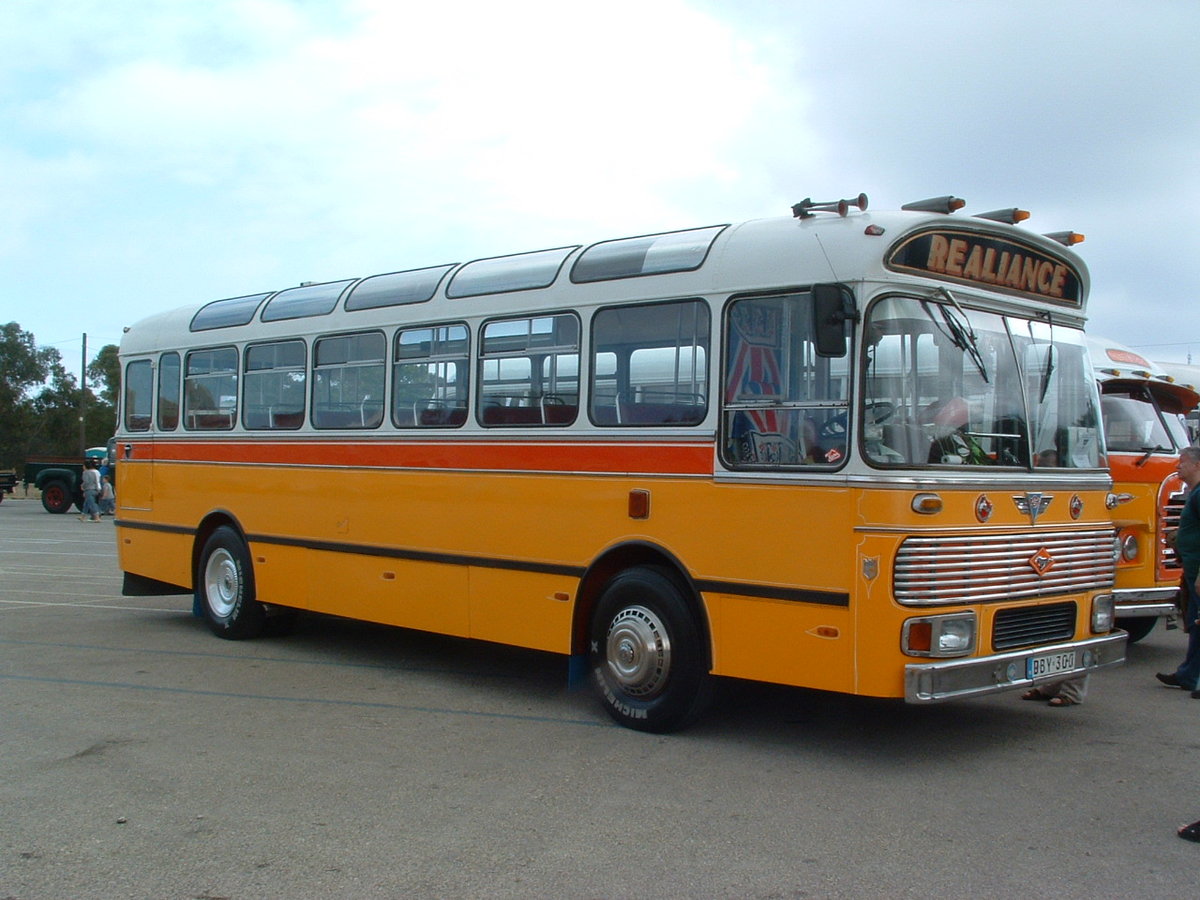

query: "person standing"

left=1157, top=446, right=1200, bottom=695
left=79, top=458, right=101, bottom=523
left=98, top=474, right=115, bottom=516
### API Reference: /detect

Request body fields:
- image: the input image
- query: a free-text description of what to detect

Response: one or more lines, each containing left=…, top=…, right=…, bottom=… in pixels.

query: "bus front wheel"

left=588, top=566, right=711, bottom=733
left=197, top=526, right=266, bottom=640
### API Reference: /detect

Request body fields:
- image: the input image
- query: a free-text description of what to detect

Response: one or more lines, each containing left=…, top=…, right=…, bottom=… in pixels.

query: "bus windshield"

left=1099, top=384, right=1190, bottom=453
left=863, top=294, right=1102, bottom=469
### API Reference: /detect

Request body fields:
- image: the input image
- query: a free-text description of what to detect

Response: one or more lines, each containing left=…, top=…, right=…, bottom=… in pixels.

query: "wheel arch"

left=571, top=540, right=713, bottom=670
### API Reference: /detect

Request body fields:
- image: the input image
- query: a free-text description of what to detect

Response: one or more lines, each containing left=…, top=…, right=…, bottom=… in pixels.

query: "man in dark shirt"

left=1157, top=446, right=1200, bottom=695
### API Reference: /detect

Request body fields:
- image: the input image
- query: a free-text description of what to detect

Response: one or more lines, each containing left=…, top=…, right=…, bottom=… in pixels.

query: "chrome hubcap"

left=204, top=548, right=239, bottom=618
left=605, top=605, right=671, bottom=698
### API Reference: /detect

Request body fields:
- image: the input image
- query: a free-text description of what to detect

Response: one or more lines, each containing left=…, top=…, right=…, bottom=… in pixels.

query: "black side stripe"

left=693, top=579, right=850, bottom=607
left=117, top=520, right=849, bottom=607
left=248, top=532, right=586, bottom=578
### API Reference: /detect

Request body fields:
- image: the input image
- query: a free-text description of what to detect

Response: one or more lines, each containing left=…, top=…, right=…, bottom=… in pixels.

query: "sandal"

left=1021, top=689, right=1047, bottom=701
left=1180, top=821, right=1200, bottom=843
left=1047, top=696, right=1077, bottom=707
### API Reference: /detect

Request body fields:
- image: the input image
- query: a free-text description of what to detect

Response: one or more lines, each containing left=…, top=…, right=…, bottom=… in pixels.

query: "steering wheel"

left=819, top=401, right=895, bottom=439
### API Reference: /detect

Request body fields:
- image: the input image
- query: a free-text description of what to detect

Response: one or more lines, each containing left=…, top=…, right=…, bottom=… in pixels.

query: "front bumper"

left=905, top=631, right=1127, bottom=703
left=1112, top=586, right=1180, bottom=619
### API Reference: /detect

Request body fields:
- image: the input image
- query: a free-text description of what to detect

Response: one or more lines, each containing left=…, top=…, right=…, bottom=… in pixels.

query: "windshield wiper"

left=1137, top=445, right=1171, bottom=467
left=1038, top=343, right=1056, bottom=402
left=933, top=288, right=989, bottom=383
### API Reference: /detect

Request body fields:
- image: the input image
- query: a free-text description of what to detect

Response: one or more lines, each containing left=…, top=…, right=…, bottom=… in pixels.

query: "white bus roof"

left=1089, top=334, right=1200, bottom=414
left=121, top=203, right=1093, bottom=358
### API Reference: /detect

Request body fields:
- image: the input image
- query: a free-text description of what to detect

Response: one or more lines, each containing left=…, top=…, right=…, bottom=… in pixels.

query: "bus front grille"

left=893, top=530, right=1115, bottom=606
left=993, top=601, right=1077, bottom=650
left=1159, top=488, right=1185, bottom=572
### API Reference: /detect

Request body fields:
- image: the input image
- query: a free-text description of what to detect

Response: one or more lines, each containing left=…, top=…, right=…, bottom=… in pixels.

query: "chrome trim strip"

left=1111, top=586, right=1180, bottom=604
left=1113, top=601, right=1179, bottom=618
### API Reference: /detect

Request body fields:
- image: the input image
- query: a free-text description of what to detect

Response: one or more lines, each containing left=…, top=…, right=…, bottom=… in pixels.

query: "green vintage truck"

left=23, top=445, right=113, bottom=514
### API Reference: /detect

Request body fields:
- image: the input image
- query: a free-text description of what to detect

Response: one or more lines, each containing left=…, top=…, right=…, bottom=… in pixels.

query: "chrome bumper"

left=905, top=632, right=1128, bottom=703
left=1113, top=586, right=1180, bottom=618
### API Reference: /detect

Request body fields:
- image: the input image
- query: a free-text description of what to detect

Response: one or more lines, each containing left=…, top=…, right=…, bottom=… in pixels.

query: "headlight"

left=1120, top=531, right=1139, bottom=562
left=1091, top=594, right=1116, bottom=634
left=902, top=612, right=976, bottom=657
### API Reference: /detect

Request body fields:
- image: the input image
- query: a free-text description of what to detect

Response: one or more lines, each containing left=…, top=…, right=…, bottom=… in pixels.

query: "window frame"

left=477, top=312, right=580, bottom=428
left=310, top=330, right=387, bottom=430
left=183, top=346, right=240, bottom=431
left=242, top=339, right=308, bottom=431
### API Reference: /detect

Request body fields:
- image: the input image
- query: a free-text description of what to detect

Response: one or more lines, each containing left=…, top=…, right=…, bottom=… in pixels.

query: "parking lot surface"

left=2, top=497, right=1198, bottom=899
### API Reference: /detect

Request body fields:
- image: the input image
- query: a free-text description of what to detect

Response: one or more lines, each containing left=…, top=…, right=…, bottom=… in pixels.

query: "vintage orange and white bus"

left=116, top=193, right=1125, bottom=732
left=1089, top=336, right=1198, bottom=642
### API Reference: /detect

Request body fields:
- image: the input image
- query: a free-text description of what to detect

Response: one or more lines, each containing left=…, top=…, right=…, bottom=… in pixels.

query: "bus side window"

left=243, top=340, right=306, bottom=430
left=722, top=292, right=848, bottom=467
left=590, top=299, right=709, bottom=428
left=478, top=314, right=579, bottom=427
left=312, top=332, right=386, bottom=430
left=393, top=324, right=469, bottom=429
left=183, top=347, right=238, bottom=431
left=123, top=359, right=153, bottom=432
left=157, top=352, right=180, bottom=431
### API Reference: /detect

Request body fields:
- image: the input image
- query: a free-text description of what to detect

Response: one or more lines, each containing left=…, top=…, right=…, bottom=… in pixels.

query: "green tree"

left=88, top=344, right=121, bottom=406
left=0, top=323, right=116, bottom=466
left=0, top=322, right=60, bottom=466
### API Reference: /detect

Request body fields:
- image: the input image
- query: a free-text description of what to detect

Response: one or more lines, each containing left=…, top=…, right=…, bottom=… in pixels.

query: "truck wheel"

left=1116, top=616, right=1157, bottom=644
left=40, top=480, right=73, bottom=514
left=588, top=566, right=712, bottom=733
left=197, top=526, right=266, bottom=639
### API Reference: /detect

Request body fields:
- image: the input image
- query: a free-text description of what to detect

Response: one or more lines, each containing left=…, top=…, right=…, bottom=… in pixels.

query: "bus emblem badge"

left=1028, top=547, right=1056, bottom=576
left=1069, top=494, right=1084, bottom=520
left=1012, top=492, right=1052, bottom=525
left=975, top=494, right=993, bottom=523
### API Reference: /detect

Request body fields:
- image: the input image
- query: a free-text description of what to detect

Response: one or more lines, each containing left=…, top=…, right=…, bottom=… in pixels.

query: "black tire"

left=196, top=526, right=266, bottom=639
left=1116, top=616, right=1157, bottom=644
left=588, top=566, right=712, bottom=733
left=40, top=480, right=73, bottom=514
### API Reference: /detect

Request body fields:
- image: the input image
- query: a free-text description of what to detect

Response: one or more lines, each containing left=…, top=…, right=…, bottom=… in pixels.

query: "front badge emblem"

left=1028, top=547, right=1055, bottom=576
left=1013, top=492, right=1053, bottom=525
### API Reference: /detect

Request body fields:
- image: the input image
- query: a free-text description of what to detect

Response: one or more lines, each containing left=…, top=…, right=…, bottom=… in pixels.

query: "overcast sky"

left=3, top=0, right=1199, bottom=384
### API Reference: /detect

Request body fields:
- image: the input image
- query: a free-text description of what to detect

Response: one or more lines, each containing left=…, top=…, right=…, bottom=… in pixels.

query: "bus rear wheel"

left=197, top=526, right=266, bottom=639
left=588, top=566, right=711, bottom=733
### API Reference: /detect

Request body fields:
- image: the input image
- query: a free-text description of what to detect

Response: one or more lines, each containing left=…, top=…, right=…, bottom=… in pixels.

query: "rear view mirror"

left=812, top=283, right=855, bottom=358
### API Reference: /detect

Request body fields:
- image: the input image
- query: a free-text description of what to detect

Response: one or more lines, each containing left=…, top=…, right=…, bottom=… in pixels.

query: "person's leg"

left=1048, top=675, right=1088, bottom=705
left=1174, top=581, right=1200, bottom=689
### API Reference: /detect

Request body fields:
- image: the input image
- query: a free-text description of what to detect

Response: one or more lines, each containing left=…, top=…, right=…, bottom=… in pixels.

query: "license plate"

left=1027, top=650, right=1077, bottom=679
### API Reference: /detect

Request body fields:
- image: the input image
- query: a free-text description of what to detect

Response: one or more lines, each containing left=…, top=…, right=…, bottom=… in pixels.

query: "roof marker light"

left=1044, top=231, right=1086, bottom=246
left=901, top=196, right=965, bottom=214
left=976, top=208, right=1031, bottom=224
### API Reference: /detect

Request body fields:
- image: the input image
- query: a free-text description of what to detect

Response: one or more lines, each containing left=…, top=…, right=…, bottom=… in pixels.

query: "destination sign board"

left=886, top=229, right=1083, bottom=307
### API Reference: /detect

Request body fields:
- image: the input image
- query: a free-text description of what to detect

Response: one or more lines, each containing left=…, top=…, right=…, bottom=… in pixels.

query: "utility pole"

left=79, top=333, right=87, bottom=456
